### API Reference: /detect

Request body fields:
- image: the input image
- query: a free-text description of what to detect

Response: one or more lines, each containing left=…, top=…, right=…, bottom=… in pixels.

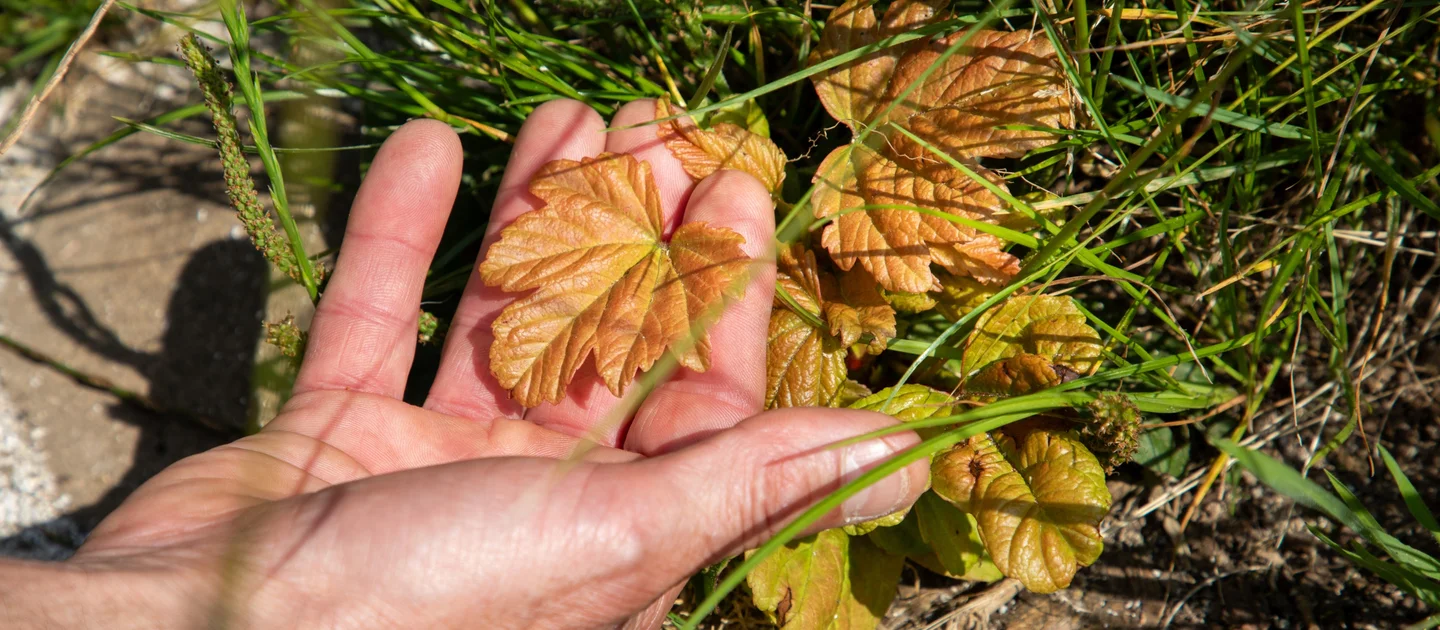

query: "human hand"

left=3, top=100, right=927, bottom=629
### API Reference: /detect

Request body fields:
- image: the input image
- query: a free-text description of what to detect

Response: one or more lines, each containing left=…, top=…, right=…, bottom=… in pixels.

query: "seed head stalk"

left=178, top=34, right=310, bottom=289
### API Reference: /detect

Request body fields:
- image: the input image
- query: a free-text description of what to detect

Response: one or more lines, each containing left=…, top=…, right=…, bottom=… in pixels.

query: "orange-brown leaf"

left=775, top=243, right=896, bottom=354
left=669, top=222, right=752, bottom=370
left=856, top=150, right=1021, bottom=285
left=813, top=145, right=935, bottom=293
left=810, top=19, right=1076, bottom=292
left=767, top=245, right=895, bottom=409
left=776, top=243, right=827, bottom=314
left=481, top=152, right=748, bottom=407
left=809, top=0, right=947, bottom=130
left=824, top=267, right=896, bottom=354
left=883, top=29, right=1076, bottom=162
left=655, top=99, right=786, bottom=194
left=813, top=144, right=1024, bottom=291
left=766, top=308, right=850, bottom=409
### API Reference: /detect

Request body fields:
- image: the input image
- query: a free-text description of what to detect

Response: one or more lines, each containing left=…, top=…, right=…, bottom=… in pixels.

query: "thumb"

left=618, top=407, right=928, bottom=586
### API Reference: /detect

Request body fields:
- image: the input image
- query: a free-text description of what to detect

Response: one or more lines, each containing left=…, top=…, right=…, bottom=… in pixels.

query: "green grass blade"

left=1310, top=527, right=1440, bottom=610
left=1211, top=438, right=1367, bottom=533
left=1380, top=446, right=1440, bottom=547
left=685, top=26, right=733, bottom=110
left=1356, top=145, right=1440, bottom=222
left=1110, top=74, right=1316, bottom=141
left=1287, top=0, right=1323, bottom=164
left=1408, top=612, right=1440, bottom=630
left=1325, top=471, right=1440, bottom=579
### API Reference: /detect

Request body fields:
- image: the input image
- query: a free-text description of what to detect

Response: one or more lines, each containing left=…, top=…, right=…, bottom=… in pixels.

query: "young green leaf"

left=849, top=384, right=960, bottom=422
left=963, top=294, right=1103, bottom=376
left=842, top=509, right=907, bottom=537
left=881, top=289, right=938, bottom=314
left=746, top=529, right=904, bottom=630
left=866, top=511, right=931, bottom=558
left=934, top=271, right=999, bottom=321
left=915, top=491, right=986, bottom=576
left=932, top=427, right=1112, bottom=593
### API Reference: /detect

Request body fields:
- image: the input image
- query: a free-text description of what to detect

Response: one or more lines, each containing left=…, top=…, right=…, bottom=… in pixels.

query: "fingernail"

left=840, top=437, right=912, bottom=524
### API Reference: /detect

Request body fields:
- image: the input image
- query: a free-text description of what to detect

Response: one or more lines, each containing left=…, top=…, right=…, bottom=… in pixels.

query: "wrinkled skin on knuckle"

left=739, top=427, right=845, bottom=547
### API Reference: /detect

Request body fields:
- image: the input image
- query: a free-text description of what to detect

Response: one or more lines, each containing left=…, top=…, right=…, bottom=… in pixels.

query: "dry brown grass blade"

left=916, top=578, right=1023, bottom=630
left=0, top=0, right=117, bottom=158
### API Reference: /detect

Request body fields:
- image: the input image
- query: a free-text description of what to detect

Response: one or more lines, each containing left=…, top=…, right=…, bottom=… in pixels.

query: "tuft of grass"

left=1220, top=440, right=1440, bottom=629
left=0, top=0, right=108, bottom=84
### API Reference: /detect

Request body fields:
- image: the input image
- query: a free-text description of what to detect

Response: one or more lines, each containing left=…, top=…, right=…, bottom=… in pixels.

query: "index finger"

left=294, top=119, right=462, bottom=399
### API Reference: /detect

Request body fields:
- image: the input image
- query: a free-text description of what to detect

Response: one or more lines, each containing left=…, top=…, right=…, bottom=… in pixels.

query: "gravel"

left=0, top=386, right=84, bottom=560
left=1, top=81, right=85, bottom=561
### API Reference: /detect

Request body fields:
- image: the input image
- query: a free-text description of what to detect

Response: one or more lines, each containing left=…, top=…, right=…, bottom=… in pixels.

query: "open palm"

left=63, top=100, right=926, bottom=629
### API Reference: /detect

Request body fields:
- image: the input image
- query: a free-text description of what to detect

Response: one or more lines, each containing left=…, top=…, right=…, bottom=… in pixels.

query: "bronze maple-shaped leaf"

left=813, top=143, right=1022, bottom=292
left=480, top=152, right=748, bottom=407
left=809, top=0, right=947, bottom=130
left=882, top=29, right=1077, bottom=162
left=766, top=244, right=894, bottom=409
left=655, top=99, right=787, bottom=195
left=809, top=1, right=1076, bottom=292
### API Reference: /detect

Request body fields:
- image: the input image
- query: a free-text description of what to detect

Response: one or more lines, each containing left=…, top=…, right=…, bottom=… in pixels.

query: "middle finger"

left=519, top=99, right=699, bottom=444
left=424, top=99, right=608, bottom=421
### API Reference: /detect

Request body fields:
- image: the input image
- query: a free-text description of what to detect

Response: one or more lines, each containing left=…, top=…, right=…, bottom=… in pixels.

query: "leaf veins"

left=932, top=427, right=1111, bottom=594
left=480, top=152, right=748, bottom=407
left=747, top=529, right=904, bottom=630
left=810, top=2, right=1076, bottom=292
left=809, top=0, right=946, bottom=131
left=655, top=98, right=787, bottom=195
left=963, top=294, right=1103, bottom=377
left=882, top=29, right=1078, bottom=162
left=766, top=244, right=894, bottom=409
left=813, top=143, right=1023, bottom=292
